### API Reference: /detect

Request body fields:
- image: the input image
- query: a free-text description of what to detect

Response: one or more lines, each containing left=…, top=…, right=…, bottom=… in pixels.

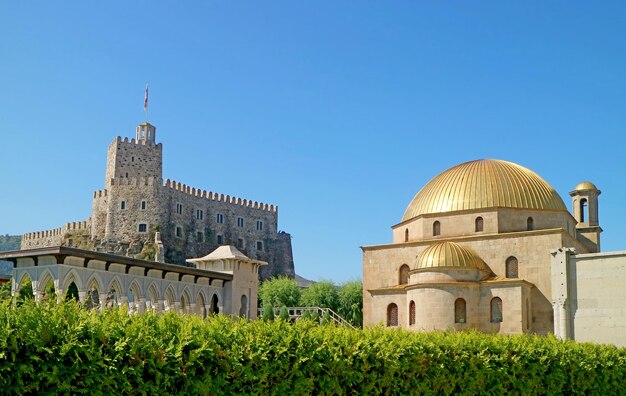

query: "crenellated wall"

left=22, top=220, right=91, bottom=249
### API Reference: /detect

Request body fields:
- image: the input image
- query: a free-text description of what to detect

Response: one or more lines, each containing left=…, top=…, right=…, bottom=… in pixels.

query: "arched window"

left=409, top=301, right=416, bottom=326
left=433, top=221, right=441, bottom=236
left=580, top=198, right=588, bottom=222
left=387, top=303, right=398, bottom=327
left=491, top=297, right=503, bottom=323
left=505, top=256, right=518, bottom=278
left=399, top=264, right=410, bottom=285
left=454, top=298, right=466, bottom=323
left=404, top=229, right=409, bottom=242
left=475, top=217, right=483, bottom=232
left=527, top=217, right=534, bottom=231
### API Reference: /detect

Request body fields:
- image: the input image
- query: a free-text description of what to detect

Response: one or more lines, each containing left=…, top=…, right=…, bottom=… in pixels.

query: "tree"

left=279, top=306, right=289, bottom=321
left=301, top=280, right=339, bottom=312
left=337, top=280, right=363, bottom=328
left=262, top=304, right=275, bottom=321
left=258, top=276, right=301, bottom=308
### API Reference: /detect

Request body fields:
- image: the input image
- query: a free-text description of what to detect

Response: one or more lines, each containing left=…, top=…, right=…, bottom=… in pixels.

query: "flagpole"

left=144, top=82, right=149, bottom=122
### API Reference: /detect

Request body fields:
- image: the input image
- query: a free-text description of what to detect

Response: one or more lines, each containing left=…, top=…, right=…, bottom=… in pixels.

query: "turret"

left=570, top=181, right=602, bottom=252
left=136, top=122, right=156, bottom=144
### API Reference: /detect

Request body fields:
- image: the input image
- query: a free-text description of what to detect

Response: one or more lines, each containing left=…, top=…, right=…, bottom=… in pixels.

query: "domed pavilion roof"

left=402, top=159, right=567, bottom=222
left=573, top=181, right=598, bottom=191
left=415, top=241, right=491, bottom=272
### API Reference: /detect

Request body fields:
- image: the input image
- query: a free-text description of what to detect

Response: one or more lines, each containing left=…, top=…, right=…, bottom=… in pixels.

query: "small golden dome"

left=574, top=181, right=598, bottom=191
left=415, top=241, right=492, bottom=272
left=402, top=159, right=567, bottom=222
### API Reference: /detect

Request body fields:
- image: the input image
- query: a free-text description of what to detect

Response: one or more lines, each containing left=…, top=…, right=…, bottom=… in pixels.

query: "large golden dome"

left=415, top=241, right=491, bottom=272
left=402, top=159, right=567, bottom=221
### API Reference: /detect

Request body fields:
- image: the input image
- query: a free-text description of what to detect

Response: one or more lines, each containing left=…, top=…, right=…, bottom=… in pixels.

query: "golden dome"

left=415, top=241, right=491, bottom=272
left=574, top=181, right=598, bottom=191
left=402, top=159, right=567, bottom=221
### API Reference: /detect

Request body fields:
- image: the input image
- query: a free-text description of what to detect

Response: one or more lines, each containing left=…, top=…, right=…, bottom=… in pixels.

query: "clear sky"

left=1, top=2, right=625, bottom=282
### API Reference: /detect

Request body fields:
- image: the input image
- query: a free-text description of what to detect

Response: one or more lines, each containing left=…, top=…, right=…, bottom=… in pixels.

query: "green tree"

left=258, top=276, right=301, bottom=308
left=17, top=276, right=34, bottom=302
left=279, top=306, right=289, bottom=321
left=301, top=279, right=339, bottom=311
left=262, top=304, right=275, bottom=321
left=337, top=280, right=363, bottom=327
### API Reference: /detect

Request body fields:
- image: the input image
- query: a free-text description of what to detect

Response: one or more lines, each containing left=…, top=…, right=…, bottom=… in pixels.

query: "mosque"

left=362, top=159, right=626, bottom=346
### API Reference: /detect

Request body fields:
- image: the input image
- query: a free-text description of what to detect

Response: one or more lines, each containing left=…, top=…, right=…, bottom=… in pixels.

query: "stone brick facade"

left=22, top=122, right=294, bottom=280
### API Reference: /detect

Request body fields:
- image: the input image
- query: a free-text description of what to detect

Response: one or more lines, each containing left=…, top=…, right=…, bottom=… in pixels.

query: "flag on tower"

left=144, top=83, right=149, bottom=112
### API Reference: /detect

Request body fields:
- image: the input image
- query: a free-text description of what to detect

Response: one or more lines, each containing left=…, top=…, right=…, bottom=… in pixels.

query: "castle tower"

left=104, top=122, right=163, bottom=184
left=570, top=181, right=602, bottom=252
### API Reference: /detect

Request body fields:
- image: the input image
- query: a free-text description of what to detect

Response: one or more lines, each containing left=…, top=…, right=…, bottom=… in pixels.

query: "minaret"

left=569, top=181, right=602, bottom=252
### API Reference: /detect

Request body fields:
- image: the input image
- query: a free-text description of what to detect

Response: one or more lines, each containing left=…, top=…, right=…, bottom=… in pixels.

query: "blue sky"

left=1, top=2, right=625, bottom=282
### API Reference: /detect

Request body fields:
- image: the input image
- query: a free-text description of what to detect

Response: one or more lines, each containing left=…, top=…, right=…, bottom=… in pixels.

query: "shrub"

left=258, top=276, right=301, bottom=308
left=321, top=310, right=331, bottom=325
left=0, top=301, right=624, bottom=394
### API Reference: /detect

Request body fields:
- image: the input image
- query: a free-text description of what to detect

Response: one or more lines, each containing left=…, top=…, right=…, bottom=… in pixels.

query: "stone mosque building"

left=362, top=159, right=626, bottom=346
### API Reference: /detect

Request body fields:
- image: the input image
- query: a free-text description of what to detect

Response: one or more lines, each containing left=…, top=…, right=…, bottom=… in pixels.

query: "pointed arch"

left=62, top=268, right=83, bottom=292
left=107, top=276, right=123, bottom=308
left=180, top=288, right=192, bottom=314
left=164, top=285, right=176, bottom=311
left=147, top=282, right=160, bottom=312
left=196, top=291, right=207, bottom=318
left=85, top=274, right=104, bottom=310
left=16, top=272, right=34, bottom=301
left=239, top=294, right=249, bottom=318
left=127, top=280, right=142, bottom=312
left=39, top=270, right=56, bottom=301
left=210, top=293, right=219, bottom=314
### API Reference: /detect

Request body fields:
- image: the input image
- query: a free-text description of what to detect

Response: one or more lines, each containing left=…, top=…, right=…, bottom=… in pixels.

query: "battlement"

left=111, top=136, right=162, bottom=148
left=22, top=219, right=91, bottom=241
left=164, top=179, right=278, bottom=213
left=93, top=189, right=108, bottom=198
left=108, top=176, right=159, bottom=187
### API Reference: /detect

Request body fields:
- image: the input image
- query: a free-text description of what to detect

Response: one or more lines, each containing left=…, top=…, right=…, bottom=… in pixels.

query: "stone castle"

left=22, top=122, right=295, bottom=279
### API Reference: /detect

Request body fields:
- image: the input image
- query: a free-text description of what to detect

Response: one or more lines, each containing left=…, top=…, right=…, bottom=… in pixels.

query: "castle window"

left=120, top=201, right=126, bottom=210
left=256, top=221, right=263, bottom=231
left=433, top=221, right=441, bottom=236
left=131, top=156, right=134, bottom=162
left=405, top=229, right=409, bottom=242
left=176, top=203, right=183, bottom=215
left=141, top=200, right=147, bottom=210
left=527, top=217, right=534, bottom=231
left=125, top=172, right=128, bottom=178
left=138, top=223, right=147, bottom=233
left=216, top=213, right=224, bottom=224
left=196, top=209, right=204, bottom=220
left=475, top=217, right=483, bottom=232
left=387, top=303, right=398, bottom=327
left=505, top=256, right=518, bottom=278
left=217, top=235, right=223, bottom=244
left=237, top=238, right=245, bottom=249
left=257, top=241, right=263, bottom=251
left=196, top=231, right=203, bottom=242
left=455, top=298, right=466, bottom=323
left=409, top=300, right=416, bottom=326
left=399, top=264, right=410, bottom=285
left=237, top=217, right=244, bottom=227
left=580, top=198, right=588, bottom=222
left=175, top=226, right=182, bottom=238
left=490, top=297, right=503, bottom=323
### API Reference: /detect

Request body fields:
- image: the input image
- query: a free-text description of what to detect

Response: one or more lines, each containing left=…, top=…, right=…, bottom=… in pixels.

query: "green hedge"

left=0, top=301, right=624, bottom=395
